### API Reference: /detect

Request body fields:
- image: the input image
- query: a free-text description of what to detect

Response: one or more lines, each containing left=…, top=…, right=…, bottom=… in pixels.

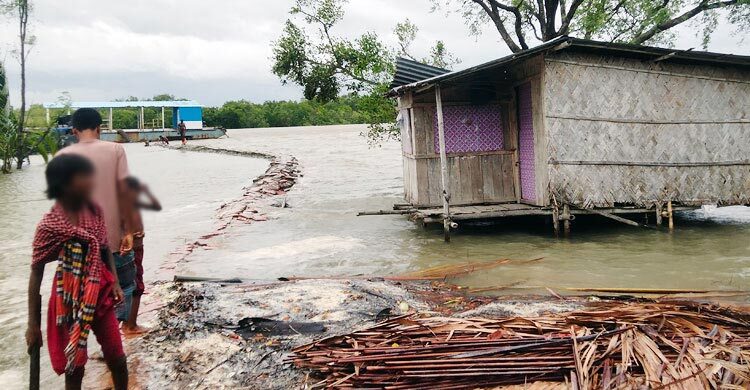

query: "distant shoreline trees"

left=202, top=95, right=380, bottom=129
left=24, top=94, right=381, bottom=131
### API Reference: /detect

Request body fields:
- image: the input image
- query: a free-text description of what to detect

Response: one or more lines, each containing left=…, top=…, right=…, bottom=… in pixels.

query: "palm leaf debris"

left=289, top=301, right=750, bottom=389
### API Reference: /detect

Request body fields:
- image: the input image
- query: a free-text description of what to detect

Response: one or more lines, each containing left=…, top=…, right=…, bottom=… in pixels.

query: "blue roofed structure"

left=42, top=100, right=205, bottom=130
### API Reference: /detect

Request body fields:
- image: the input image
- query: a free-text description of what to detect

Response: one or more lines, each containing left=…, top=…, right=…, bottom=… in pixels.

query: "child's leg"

left=65, top=367, right=85, bottom=390
left=126, top=245, right=145, bottom=329
left=93, top=306, right=128, bottom=390
left=106, top=355, right=129, bottom=390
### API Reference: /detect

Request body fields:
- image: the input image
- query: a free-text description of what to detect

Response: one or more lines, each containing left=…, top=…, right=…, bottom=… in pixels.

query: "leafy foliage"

left=271, top=0, right=458, bottom=144
left=434, top=0, right=750, bottom=52
left=201, top=94, right=391, bottom=131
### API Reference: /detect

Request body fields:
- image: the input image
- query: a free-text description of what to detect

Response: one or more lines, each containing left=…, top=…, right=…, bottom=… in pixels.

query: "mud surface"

left=126, top=280, right=584, bottom=389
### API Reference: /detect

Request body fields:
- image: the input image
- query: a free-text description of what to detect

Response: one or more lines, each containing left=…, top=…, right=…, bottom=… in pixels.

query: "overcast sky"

left=0, top=0, right=747, bottom=107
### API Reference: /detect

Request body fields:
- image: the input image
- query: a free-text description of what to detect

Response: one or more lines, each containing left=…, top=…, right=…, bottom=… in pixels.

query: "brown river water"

left=1, top=124, right=748, bottom=387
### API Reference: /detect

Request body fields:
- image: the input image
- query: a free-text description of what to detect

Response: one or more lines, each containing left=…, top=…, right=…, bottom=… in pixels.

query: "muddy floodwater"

left=1, top=124, right=748, bottom=387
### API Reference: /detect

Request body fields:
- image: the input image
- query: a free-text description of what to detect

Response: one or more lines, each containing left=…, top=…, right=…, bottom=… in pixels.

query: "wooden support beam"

left=552, top=203, right=560, bottom=237
left=588, top=209, right=648, bottom=228
left=562, top=204, right=571, bottom=237
left=161, top=106, right=165, bottom=130
left=655, top=203, right=663, bottom=226
left=357, top=209, right=416, bottom=216
left=435, top=84, right=451, bottom=242
left=667, top=200, right=674, bottom=230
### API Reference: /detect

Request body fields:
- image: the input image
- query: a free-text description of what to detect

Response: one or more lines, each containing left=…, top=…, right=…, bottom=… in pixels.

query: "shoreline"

left=88, top=141, right=750, bottom=389
left=155, top=143, right=300, bottom=265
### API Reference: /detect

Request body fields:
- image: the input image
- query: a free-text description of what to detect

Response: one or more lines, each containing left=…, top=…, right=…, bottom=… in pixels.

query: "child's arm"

left=138, top=184, right=162, bottom=211
left=26, top=266, right=44, bottom=351
left=102, top=246, right=125, bottom=304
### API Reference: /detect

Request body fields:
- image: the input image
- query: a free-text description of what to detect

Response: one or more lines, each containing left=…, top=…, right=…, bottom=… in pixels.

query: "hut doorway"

left=516, top=82, right=536, bottom=202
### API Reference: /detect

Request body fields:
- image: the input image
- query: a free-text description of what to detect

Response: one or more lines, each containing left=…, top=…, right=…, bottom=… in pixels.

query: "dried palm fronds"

left=289, top=301, right=750, bottom=389
left=400, top=257, right=543, bottom=280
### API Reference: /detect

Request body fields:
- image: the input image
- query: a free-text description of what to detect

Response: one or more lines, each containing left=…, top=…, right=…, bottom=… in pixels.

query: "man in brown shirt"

left=56, top=108, right=135, bottom=259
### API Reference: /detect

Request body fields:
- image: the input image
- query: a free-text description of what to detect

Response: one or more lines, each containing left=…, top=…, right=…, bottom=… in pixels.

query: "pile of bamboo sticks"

left=289, top=302, right=750, bottom=389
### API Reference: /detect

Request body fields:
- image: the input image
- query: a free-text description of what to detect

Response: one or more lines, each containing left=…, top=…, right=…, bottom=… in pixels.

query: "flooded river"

left=1, top=124, right=748, bottom=386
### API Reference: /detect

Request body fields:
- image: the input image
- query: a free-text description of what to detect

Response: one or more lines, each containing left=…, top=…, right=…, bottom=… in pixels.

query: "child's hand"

left=25, top=326, right=43, bottom=353
left=112, top=284, right=125, bottom=305
left=119, top=234, right=133, bottom=253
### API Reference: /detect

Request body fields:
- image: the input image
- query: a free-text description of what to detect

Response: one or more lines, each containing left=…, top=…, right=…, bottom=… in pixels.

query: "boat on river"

left=43, top=100, right=226, bottom=145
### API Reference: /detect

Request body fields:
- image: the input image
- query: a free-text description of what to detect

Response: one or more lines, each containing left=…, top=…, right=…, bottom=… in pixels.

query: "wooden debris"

left=289, top=301, right=750, bottom=389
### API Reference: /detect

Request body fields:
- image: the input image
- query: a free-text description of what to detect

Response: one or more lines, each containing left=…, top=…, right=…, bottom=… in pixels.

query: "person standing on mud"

left=56, top=108, right=135, bottom=256
left=121, top=176, right=162, bottom=334
left=56, top=109, right=137, bottom=334
left=178, top=120, right=187, bottom=145
left=27, top=154, right=128, bottom=389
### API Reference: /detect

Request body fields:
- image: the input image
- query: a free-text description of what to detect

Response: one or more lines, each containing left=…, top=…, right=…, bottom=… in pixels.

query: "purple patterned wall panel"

left=517, top=83, right=536, bottom=201
left=433, top=105, right=504, bottom=154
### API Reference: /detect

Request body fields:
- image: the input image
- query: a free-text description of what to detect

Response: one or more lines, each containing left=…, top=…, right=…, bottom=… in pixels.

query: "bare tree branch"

left=470, top=0, right=522, bottom=52
left=557, top=0, right=584, bottom=36
left=487, top=0, right=529, bottom=50
left=631, top=0, right=739, bottom=44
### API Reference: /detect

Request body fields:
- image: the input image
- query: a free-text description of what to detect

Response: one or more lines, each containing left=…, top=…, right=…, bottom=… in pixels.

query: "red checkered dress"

left=32, top=202, right=109, bottom=373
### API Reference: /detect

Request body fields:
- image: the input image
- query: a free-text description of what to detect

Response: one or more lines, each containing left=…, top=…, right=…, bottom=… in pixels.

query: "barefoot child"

left=26, top=154, right=128, bottom=389
left=122, top=176, right=161, bottom=334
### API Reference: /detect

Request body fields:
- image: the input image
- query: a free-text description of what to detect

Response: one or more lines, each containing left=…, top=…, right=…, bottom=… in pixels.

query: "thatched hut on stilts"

left=385, top=37, right=750, bottom=240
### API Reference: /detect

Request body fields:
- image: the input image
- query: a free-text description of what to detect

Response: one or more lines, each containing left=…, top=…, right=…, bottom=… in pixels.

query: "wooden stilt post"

left=552, top=203, right=560, bottom=237
left=45, top=108, right=50, bottom=125
left=140, top=106, right=145, bottom=129
left=667, top=200, right=674, bottom=231
left=161, top=106, right=165, bottom=130
left=562, top=204, right=571, bottom=237
left=655, top=203, right=663, bottom=227
left=435, top=84, right=451, bottom=242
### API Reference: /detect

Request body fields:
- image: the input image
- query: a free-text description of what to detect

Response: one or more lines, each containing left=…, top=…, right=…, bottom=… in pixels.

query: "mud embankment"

left=156, top=144, right=301, bottom=263
left=124, top=279, right=584, bottom=389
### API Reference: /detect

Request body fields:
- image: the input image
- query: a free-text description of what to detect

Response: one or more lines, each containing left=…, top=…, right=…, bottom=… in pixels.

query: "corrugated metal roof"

left=42, top=100, right=201, bottom=109
left=390, top=57, right=449, bottom=89
left=388, top=36, right=750, bottom=96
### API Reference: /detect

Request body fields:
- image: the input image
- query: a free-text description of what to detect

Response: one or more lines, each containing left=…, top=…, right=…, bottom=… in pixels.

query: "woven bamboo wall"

left=544, top=51, right=750, bottom=208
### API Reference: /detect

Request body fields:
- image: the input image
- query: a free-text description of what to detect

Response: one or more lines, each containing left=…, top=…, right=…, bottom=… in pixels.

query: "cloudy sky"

left=0, top=0, right=747, bottom=107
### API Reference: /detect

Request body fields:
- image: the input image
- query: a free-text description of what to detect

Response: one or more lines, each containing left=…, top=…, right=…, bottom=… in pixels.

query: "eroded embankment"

left=122, top=280, right=584, bottom=389
left=156, top=144, right=300, bottom=263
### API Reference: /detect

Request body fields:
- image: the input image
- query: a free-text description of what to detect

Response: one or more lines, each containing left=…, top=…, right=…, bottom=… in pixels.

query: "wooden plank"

left=481, top=155, right=497, bottom=202
left=498, top=154, right=515, bottom=200
left=415, top=157, right=431, bottom=206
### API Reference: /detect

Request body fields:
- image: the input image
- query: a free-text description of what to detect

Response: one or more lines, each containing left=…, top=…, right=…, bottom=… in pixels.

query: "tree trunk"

left=14, top=0, right=29, bottom=170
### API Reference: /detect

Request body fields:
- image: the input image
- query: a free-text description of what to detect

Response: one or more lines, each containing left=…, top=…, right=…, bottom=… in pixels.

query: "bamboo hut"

left=387, top=37, right=750, bottom=238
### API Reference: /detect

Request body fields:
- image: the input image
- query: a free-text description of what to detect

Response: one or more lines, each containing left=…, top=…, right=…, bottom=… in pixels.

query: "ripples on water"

left=0, top=124, right=748, bottom=386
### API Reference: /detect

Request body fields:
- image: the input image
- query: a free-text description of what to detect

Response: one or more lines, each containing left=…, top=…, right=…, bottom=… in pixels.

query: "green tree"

left=271, top=0, right=458, bottom=144
left=434, top=0, right=750, bottom=52
left=0, top=60, right=15, bottom=172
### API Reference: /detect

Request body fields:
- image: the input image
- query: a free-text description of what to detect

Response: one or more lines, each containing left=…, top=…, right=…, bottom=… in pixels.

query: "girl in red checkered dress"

left=26, top=154, right=128, bottom=389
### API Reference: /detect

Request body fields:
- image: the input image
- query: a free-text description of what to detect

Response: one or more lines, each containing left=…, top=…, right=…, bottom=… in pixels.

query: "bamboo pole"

left=435, top=84, right=451, bottom=242
left=29, top=294, right=40, bottom=390
left=562, top=204, right=571, bottom=237
left=655, top=203, right=663, bottom=226
left=667, top=200, right=674, bottom=230
left=552, top=203, right=560, bottom=237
